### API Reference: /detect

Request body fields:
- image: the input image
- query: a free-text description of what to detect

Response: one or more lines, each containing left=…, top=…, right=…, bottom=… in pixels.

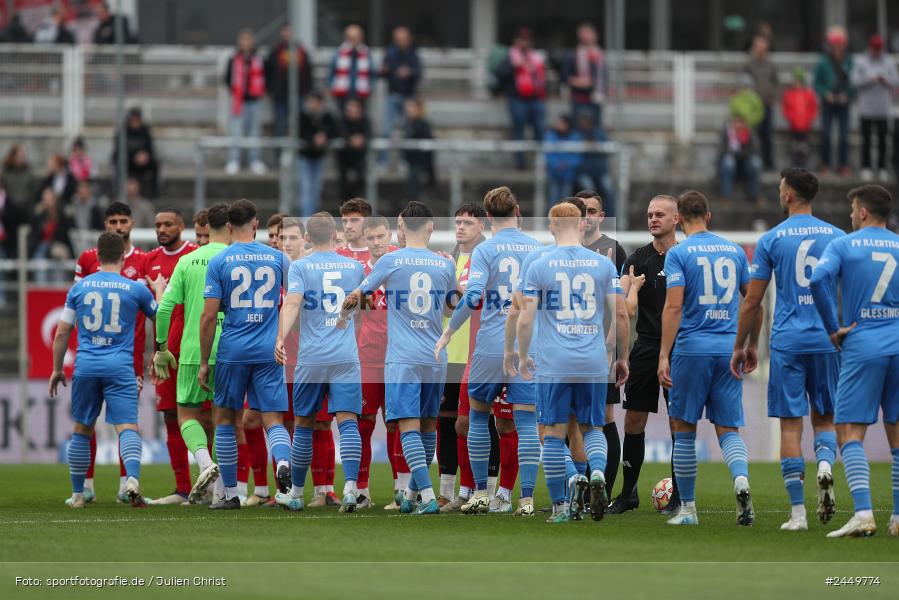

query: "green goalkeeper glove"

left=152, top=349, right=177, bottom=381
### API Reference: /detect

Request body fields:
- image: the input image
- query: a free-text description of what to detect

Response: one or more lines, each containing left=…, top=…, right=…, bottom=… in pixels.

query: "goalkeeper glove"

left=153, top=349, right=177, bottom=381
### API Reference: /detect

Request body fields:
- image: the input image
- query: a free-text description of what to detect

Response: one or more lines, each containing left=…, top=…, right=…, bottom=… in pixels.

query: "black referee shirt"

left=621, top=242, right=668, bottom=341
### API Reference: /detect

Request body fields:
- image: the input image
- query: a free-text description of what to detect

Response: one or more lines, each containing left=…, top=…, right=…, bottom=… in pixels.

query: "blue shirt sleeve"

left=664, top=248, right=685, bottom=288
left=810, top=240, right=842, bottom=334
left=137, top=283, right=158, bottom=318
left=522, top=256, right=544, bottom=297
left=448, top=244, right=488, bottom=331
left=204, top=255, right=223, bottom=300
left=360, top=255, right=391, bottom=295
left=738, top=247, right=751, bottom=288
left=750, top=234, right=773, bottom=281
left=287, top=260, right=304, bottom=296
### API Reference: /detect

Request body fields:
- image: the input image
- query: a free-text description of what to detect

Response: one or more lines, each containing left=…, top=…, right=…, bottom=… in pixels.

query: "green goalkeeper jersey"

left=156, top=242, right=226, bottom=365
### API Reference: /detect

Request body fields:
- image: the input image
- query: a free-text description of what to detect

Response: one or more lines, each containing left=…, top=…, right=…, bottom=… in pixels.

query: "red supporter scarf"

left=230, top=52, right=265, bottom=115
left=509, top=46, right=546, bottom=99
left=332, top=42, right=371, bottom=98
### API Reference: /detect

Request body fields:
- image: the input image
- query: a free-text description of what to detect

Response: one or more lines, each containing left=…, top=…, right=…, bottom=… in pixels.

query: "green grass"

left=0, top=462, right=897, bottom=599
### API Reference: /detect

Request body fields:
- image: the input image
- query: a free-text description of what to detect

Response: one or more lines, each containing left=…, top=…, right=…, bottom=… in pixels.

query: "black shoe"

left=607, top=492, right=640, bottom=514
left=588, top=477, right=609, bottom=522
left=276, top=464, right=291, bottom=494
left=209, top=496, right=240, bottom=510
left=660, top=500, right=681, bottom=517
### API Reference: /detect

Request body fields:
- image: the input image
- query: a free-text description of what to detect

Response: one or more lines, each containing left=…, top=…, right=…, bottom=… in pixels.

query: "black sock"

left=603, top=422, right=621, bottom=495
left=669, top=434, right=680, bottom=503
left=437, top=415, right=458, bottom=475
left=488, top=414, right=500, bottom=478
left=621, top=431, right=645, bottom=498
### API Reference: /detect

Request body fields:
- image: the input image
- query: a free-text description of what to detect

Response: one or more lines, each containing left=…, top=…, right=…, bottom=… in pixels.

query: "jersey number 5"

left=230, top=266, right=276, bottom=309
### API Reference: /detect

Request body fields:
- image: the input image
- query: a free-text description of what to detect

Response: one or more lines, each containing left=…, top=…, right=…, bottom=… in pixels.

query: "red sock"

left=237, top=442, right=250, bottom=485
left=325, top=430, right=336, bottom=486
left=245, top=426, right=268, bottom=487
left=358, top=419, right=375, bottom=490
left=386, top=428, right=399, bottom=480
left=86, top=432, right=97, bottom=479
left=393, top=428, right=409, bottom=474
left=499, top=430, right=519, bottom=491
left=165, top=419, right=192, bottom=494
left=458, top=435, right=474, bottom=490
left=119, top=453, right=126, bottom=477
left=312, top=429, right=329, bottom=487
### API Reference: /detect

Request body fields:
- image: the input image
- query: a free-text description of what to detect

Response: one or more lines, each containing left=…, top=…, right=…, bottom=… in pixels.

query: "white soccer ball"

left=651, top=477, right=673, bottom=511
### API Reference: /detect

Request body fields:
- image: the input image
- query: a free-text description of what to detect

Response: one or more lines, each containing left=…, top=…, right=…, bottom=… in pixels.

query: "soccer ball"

left=651, top=478, right=673, bottom=511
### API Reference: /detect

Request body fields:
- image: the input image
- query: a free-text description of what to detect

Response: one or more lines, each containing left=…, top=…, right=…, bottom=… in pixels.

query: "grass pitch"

left=1, top=462, right=896, bottom=599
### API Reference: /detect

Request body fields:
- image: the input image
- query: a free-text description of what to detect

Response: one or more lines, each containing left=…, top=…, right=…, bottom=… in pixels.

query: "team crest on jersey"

left=123, top=266, right=137, bottom=278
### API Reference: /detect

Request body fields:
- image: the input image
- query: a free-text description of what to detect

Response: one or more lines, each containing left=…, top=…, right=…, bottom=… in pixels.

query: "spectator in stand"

left=124, top=176, right=155, bottom=228
left=224, top=29, right=267, bottom=176
left=298, top=92, right=336, bottom=216
left=93, top=1, right=135, bottom=45
left=0, top=183, right=12, bottom=266
left=402, top=98, right=435, bottom=201
left=69, top=180, right=105, bottom=232
left=68, top=137, right=94, bottom=182
left=39, top=154, right=76, bottom=206
left=337, top=98, right=370, bottom=200
left=265, top=24, right=312, bottom=137
left=562, top=22, right=608, bottom=130
left=328, top=24, right=374, bottom=114
left=1, top=144, right=35, bottom=218
left=781, top=68, right=818, bottom=168
left=379, top=26, right=422, bottom=163
left=545, top=114, right=582, bottom=202
left=494, top=27, right=547, bottom=170
left=33, top=6, right=75, bottom=44
left=744, top=34, right=778, bottom=170
left=574, top=112, right=616, bottom=217
left=814, top=26, right=854, bottom=176
left=0, top=12, right=32, bottom=43
left=113, top=107, right=159, bottom=198
left=718, top=112, right=762, bottom=204
left=851, top=34, right=898, bottom=182
left=29, top=187, right=74, bottom=283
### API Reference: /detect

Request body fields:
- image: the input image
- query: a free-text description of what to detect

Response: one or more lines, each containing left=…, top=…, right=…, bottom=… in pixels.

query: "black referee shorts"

left=440, top=363, right=468, bottom=412
left=622, top=338, right=668, bottom=413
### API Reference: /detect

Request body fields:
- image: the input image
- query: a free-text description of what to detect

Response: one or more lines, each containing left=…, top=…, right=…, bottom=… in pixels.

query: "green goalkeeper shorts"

left=176, top=363, right=215, bottom=406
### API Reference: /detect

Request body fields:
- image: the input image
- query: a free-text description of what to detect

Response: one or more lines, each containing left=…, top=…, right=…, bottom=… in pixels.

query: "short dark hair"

left=575, top=189, right=603, bottom=210
left=105, top=201, right=131, bottom=219
left=677, top=189, right=710, bottom=221
left=156, top=207, right=183, bottom=222
left=228, top=199, right=257, bottom=227
left=483, top=186, right=518, bottom=218
left=206, top=203, right=229, bottom=229
left=455, top=203, right=487, bottom=219
left=559, top=196, right=587, bottom=217
left=306, top=212, right=337, bottom=245
left=400, top=201, right=433, bottom=232
left=280, top=216, right=305, bottom=236
left=267, top=212, right=286, bottom=229
left=849, top=184, right=893, bottom=221
left=192, top=209, right=208, bottom=227
left=97, top=232, right=125, bottom=264
left=781, top=168, right=818, bottom=202
left=363, top=215, right=391, bottom=231
left=340, top=197, right=372, bottom=217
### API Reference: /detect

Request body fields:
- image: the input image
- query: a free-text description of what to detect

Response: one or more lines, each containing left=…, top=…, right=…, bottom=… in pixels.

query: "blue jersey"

left=450, top=228, right=541, bottom=356
left=515, top=243, right=555, bottom=293
left=522, top=245, right=621, bottom=378
left=204, top=241, right=288, bottom=363
left=287, top=251, right=365, bottom=366
left=361, top=247, right=456, bottom=366
left=664, top=231, right=750, bottom=356
left=810, top=227, right=899, bottom=361
left=63, top=271, right=157, bottom=377
left=751, top=214, right=845, bottom=353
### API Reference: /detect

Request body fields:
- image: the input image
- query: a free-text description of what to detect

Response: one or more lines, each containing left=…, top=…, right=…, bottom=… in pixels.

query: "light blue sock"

left=718, top=431, right=749, bottom=480
left=513, top=410, right=539, bottom=499
left=814, top=431, right=837, bottom=466
left=672, top=432, right=697, bottom=503
left=543, top=436, right=567, bottom=505
left=583, top=427, right=608, bottom=476
left=67, top=433, right=91, bottom=494
left=401, top=431, right=432, bottom=494
left=573, top=460, right=588, bottom=476
left=563, top=445, right=578, bottom=481
left=421, top=431, right=437, bottom=467
left=780, top=457, right=805, bottom=506
left=468, top=408, right=491, bottom=491
left=118, top=429, right=142, bottom=480
left=337, top=420, right=361, bottom=483
left=214, top=424, right=238, bottom=488
left=891, top=448, right=899, bottom=516
left=265, top=424, right=291, bottom=465
left=291, top=426, right=313, bottom=488
left=841, top=441, right=872, bottom=512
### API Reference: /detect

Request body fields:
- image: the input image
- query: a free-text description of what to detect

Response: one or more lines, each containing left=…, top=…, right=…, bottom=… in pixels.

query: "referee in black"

left=607, top=194, right=681, bottom=514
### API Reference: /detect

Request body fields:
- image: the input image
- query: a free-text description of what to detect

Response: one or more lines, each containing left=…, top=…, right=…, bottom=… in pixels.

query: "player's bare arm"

left=657, top=286, right=683, bottom=389
left=515, top=295, right=538, bottom=380
left=337, top=288, right=363, bottom=329
left=276, top=292, right=302, bottom=365
left=503, top=291, right=523, bottom=376
left=731, top=279, right=767, bottom=379
left=198, top=297, right=219, bottom=391
left=621, top=265, right=645, bottom=320
left=611, top=292, right=631, bottom=387
left=48, top=320, right=74, bottom=397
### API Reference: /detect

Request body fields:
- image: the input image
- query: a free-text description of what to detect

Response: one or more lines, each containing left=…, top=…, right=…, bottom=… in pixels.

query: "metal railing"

left=3, top=44, right=894, bottom=143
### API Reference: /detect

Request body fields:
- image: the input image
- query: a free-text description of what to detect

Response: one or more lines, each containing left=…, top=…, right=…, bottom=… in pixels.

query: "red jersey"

left=356, top=247, right=399, bottom=366
left=74, top=245, right=149, bottom=376
left=144, top=241, right=198, bottom=355
left=336, top=245, right=370, bottom=265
